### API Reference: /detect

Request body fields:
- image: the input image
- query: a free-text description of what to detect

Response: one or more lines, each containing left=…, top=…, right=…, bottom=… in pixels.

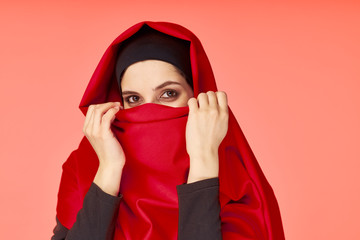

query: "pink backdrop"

left=0, top=0, right=359, bottom=239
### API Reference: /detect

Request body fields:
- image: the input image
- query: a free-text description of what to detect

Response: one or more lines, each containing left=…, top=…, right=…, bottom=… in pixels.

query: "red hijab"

left=56, top=21, right=285, bottom=239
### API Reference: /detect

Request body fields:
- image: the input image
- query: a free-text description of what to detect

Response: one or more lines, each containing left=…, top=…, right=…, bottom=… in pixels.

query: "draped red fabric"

left=56, top=21, right=285, bottom=239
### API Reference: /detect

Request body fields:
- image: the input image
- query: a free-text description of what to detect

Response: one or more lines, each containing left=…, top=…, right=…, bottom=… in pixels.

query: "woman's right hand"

left=83, top=101, right=124, bottom=196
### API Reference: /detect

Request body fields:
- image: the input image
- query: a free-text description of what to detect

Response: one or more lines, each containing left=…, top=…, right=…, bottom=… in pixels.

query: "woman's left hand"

left=185, top=91, right=229, bottom=183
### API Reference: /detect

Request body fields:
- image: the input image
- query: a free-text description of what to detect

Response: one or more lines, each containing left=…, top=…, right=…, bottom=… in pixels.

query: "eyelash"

left=125, top=95, right=140, bottom=104
left=124, top=89, right=179, bottom=104
left=161, top=89, right=178, bottom=99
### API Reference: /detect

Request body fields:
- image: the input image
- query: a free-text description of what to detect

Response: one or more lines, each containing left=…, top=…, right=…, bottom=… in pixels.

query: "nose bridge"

left=144, top=93, right=158, bottom=104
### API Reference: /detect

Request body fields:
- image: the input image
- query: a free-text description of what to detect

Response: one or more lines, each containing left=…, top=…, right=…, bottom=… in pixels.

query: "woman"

left=52, top=21, right=285, bottom=240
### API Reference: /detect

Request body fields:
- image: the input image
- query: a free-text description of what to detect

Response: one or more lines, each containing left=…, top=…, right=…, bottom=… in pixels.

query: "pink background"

left=0, top=0, right=359, bottom=239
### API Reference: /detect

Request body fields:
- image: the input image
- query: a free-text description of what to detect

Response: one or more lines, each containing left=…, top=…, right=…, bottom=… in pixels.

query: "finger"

left=187, top=97, right=198, bottom=113
left=216, top=91, right=228, bottom=112
left=206, top=91, right=218, bottom=108
left=83, top=105, right=95, bottom=134
left=92, top=102, right=121, bottom=131
left=102, top=106, right=120, bottom=131
left=197, top=92, right=209, bottom=108
left=97, top=102, right=121, bottom=113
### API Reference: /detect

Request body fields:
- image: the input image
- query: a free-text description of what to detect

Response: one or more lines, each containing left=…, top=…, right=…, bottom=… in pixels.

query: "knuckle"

left=221, top=109, right=229, bottom=116
left=188, top=97, right=196, bottom=104
left=198, top=92, right=206, bottom=98
left=209, top=109, right=218, bottom=116
left=209, top=107, right=219, bottom=115
left=94, top=107, right=102, bottom=113
left=102, top=114, right=110, bottom=121
left=87, top=105, right=93, bottom=114
left=217, top=91, right=227, bottom=97
left=83, top=129, right=90, bottom=137
left=221, top=110, right=229, bottom=119
left=207, top=90, right=215, bottom=95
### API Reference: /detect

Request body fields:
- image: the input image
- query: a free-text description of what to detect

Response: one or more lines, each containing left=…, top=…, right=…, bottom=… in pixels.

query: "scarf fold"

left=56, top=21, right=285, bottom=239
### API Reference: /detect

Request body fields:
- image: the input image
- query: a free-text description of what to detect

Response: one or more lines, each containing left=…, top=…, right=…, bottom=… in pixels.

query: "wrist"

left=188, top=147, right=218, bottom=161
left=93, top=163, right=124, bottom=196
left=187, top=153, right=219, bottom=184
left=98, top=159, right=125, bottom=170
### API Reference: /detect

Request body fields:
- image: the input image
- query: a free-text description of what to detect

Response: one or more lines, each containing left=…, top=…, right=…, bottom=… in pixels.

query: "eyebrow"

left=122, top=81, right=182, bottom=95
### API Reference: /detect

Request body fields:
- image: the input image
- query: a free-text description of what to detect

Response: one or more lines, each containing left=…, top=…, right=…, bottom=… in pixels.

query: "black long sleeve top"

left=52, top=177, right=222, bottom=240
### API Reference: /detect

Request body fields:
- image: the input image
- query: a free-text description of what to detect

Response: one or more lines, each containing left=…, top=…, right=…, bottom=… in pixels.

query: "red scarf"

left=56, top=21, right=285, bottom=239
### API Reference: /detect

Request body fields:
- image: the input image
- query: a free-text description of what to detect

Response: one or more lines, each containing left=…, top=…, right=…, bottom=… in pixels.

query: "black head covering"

left=115, top=24, right=193, bottom=91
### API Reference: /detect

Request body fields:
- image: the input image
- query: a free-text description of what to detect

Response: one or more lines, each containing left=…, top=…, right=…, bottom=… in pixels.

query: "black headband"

left=115, top=24, right=193, bottom=90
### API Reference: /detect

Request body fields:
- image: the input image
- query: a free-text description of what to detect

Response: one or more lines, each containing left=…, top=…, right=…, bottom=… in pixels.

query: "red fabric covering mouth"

left=113, top=103, right=191, bottom=239
left=56, top=21, right=285, bottom=239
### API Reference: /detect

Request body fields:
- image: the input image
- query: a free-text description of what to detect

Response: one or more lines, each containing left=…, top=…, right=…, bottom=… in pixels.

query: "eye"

left=125, top=95, right=140, bottom=104
left=161, top=90, right=178, bottom=99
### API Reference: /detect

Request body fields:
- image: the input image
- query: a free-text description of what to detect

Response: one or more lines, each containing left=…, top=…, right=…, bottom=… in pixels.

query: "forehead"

left=120, top=60, right=185, bottom=90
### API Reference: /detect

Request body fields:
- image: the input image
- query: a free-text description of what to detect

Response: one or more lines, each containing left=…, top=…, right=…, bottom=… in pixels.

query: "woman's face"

left=120, top=60, right=194, bottom=109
